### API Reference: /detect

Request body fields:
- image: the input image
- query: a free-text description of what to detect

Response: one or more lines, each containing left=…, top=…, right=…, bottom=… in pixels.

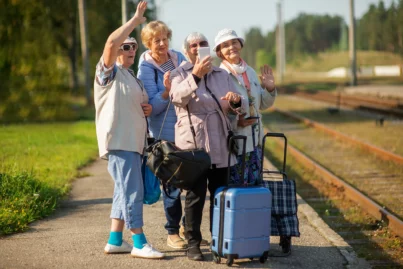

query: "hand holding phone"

left=198, top=47, right=210, bottom=61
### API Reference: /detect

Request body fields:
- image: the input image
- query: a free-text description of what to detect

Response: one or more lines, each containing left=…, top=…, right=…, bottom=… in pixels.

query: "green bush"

left=0, top=121, right=98, bottom=235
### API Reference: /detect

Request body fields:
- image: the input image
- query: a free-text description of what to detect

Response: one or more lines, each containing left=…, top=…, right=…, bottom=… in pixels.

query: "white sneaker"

left=131, top=243, right=165, bottom=259
left=104, top=240, right=132, bottom=254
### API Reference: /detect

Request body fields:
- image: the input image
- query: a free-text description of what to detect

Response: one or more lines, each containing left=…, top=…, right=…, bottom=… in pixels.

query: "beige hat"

left=213, top=29, right=244, bottom=52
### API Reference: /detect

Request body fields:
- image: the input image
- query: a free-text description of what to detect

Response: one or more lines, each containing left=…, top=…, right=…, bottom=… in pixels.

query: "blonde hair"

left=141, top=21, right=172, bottom=49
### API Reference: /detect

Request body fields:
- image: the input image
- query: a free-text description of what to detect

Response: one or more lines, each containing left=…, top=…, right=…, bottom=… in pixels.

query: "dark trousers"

left=162, top=184, right=183, bottom=235
left=185, top=166, right=229, bottom=247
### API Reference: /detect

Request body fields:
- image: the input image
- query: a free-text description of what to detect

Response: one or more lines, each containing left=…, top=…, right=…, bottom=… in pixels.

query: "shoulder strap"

left=158, top=97, right=198, bottom=149
left=203, top=76, right=230, bottom=132
left=186, top=105, right=198, bottom=148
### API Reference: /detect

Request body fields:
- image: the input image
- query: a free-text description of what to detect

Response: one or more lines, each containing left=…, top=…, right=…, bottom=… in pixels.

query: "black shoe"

left=187, top=246, right=204, bottom=261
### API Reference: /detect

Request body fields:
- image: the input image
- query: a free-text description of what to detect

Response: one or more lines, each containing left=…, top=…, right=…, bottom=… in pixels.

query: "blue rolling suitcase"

left=211, top=135, right=272, bottom=266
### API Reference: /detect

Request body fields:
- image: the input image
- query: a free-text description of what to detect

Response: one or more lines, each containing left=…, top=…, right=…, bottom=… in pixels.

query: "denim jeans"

left=162, top=184, right=184, bottom=235
left=108, top=150, right=143, bottom=229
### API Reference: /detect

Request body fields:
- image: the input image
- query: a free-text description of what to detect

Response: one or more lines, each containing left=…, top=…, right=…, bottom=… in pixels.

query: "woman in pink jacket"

left=169, top=32, right=245, bottom=261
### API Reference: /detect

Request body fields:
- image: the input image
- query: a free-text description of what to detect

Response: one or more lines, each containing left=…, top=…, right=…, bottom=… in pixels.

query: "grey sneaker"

left=131, top=243, right=165, bottom=259
left=104, top=240, right=132, bottom=254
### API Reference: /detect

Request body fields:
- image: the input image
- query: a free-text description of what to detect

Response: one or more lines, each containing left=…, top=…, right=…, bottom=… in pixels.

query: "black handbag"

left=145, top=100, right=211, bottom=190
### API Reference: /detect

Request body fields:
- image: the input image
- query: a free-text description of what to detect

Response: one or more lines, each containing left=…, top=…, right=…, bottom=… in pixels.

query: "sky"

left=154, top=0, right=395, bottom=51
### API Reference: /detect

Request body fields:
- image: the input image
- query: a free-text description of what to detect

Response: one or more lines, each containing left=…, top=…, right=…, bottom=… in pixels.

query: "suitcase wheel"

left=212, top=253, right=221, bottom=264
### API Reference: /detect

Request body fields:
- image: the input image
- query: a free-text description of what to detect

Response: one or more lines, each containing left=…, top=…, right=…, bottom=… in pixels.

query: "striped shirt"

left=160, top=59, right=175, bottom=73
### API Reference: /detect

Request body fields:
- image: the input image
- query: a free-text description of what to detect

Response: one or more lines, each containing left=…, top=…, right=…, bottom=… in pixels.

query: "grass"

left=0, top=121, right=98, bottom=235
left=271, top=50, right=403, bottom=86
left=287, top=50, right=403, bottom=73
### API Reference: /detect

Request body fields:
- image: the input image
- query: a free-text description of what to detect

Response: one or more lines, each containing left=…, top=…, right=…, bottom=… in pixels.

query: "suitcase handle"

left=227, top=135, right=247, bottom=186
left=260, top=132, right=288, bottom=180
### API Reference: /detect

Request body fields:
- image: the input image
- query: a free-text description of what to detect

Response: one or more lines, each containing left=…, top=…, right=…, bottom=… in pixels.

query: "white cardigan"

left=94, top=64, right=148, bottom=159
left=220, top=63, right=277, bottom=154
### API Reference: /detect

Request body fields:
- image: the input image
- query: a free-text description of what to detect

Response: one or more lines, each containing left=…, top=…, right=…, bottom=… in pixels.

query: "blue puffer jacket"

left=137, top=49, right=187, bottom=142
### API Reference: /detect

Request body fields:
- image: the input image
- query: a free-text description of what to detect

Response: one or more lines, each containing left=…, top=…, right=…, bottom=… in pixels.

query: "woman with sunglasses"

left=93, top=1, right=164, bottom=259
left=169, top=32, right=246, bottom=261
left=137, top=21, right=196, bottom=250
left=214, top=29, right=277, bottom=185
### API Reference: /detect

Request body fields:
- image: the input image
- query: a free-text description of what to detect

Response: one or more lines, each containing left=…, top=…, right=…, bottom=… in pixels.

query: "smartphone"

left=198, top=47, right=210, bottom=61
left=245, top=116, right=259, bottom=120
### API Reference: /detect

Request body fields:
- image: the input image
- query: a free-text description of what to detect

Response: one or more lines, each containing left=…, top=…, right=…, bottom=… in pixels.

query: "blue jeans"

left=108, top=150, right=143, bottom=229
left=162, top=184, right=184, bottom=235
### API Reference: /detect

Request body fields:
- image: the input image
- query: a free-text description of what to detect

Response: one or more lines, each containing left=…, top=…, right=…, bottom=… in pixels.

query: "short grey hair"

left=182, top=32, right=208, bottom=52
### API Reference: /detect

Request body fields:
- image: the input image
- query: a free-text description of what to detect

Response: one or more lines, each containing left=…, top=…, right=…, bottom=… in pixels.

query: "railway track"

left=271, top=107, right=403, bottom=165
left=261, top=106, right=403, bottom=267
left=282, top=89, right=403, bottom=118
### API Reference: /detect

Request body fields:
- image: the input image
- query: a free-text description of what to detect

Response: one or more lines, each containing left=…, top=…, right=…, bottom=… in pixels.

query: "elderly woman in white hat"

left=94, top=1, right=164, bottom=259
left=214, top=28, right=277, bottom=185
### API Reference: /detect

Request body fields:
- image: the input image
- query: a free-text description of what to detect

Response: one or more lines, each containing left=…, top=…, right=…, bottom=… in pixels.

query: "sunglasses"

left=189, top=41, right=209, bottom=49
left=120, top=44, right=137, bottom=51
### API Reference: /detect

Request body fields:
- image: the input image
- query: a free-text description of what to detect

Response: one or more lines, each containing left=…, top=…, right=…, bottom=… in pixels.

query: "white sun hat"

left=213, top=28, right=244, bottom=52
left=123, top=36, right=138, bottom=45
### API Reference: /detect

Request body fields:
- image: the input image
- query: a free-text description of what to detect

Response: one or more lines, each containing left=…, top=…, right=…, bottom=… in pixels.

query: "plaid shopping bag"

left=263, top=179, right=300, bottom=237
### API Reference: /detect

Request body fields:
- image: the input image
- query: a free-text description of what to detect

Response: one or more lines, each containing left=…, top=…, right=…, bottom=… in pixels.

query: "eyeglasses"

left=189, top=41, right=209, bottom=49
left=120, top=44, right=137, bottom=51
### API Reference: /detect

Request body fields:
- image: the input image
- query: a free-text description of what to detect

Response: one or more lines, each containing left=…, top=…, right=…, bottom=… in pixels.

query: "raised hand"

left=133, top=1, right=147, bottom=25
left=163, top=71, right=171, bottom=91
left=161, top=71, right=171, bottom=100
left=259, top=64, right=275, bottom=92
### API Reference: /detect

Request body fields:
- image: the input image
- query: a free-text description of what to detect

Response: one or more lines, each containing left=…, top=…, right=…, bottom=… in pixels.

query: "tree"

left=0, top=0, right=156, bottom=123
left=384, top=2, right=398, bottom=52
left=241, top=28, right=265, bottom=69
left=256, top=49, right=275, bottom=69
left=398, top=0, right=403, bottom=54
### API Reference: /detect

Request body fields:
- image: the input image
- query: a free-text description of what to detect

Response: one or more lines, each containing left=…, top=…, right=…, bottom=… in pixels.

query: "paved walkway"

left=0, top=159, right=370, bottom=269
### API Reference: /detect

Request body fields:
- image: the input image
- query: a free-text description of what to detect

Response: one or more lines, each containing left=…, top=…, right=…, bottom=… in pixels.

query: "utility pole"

left=78, top=0, right=91, bottom=106
left=122, top=0, right=128, bottom=24
left=281, top=0, right=286, bottom=76
left=349, top=0, right=357, bottom=86
left=276, top=1, right=284, bottom=83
